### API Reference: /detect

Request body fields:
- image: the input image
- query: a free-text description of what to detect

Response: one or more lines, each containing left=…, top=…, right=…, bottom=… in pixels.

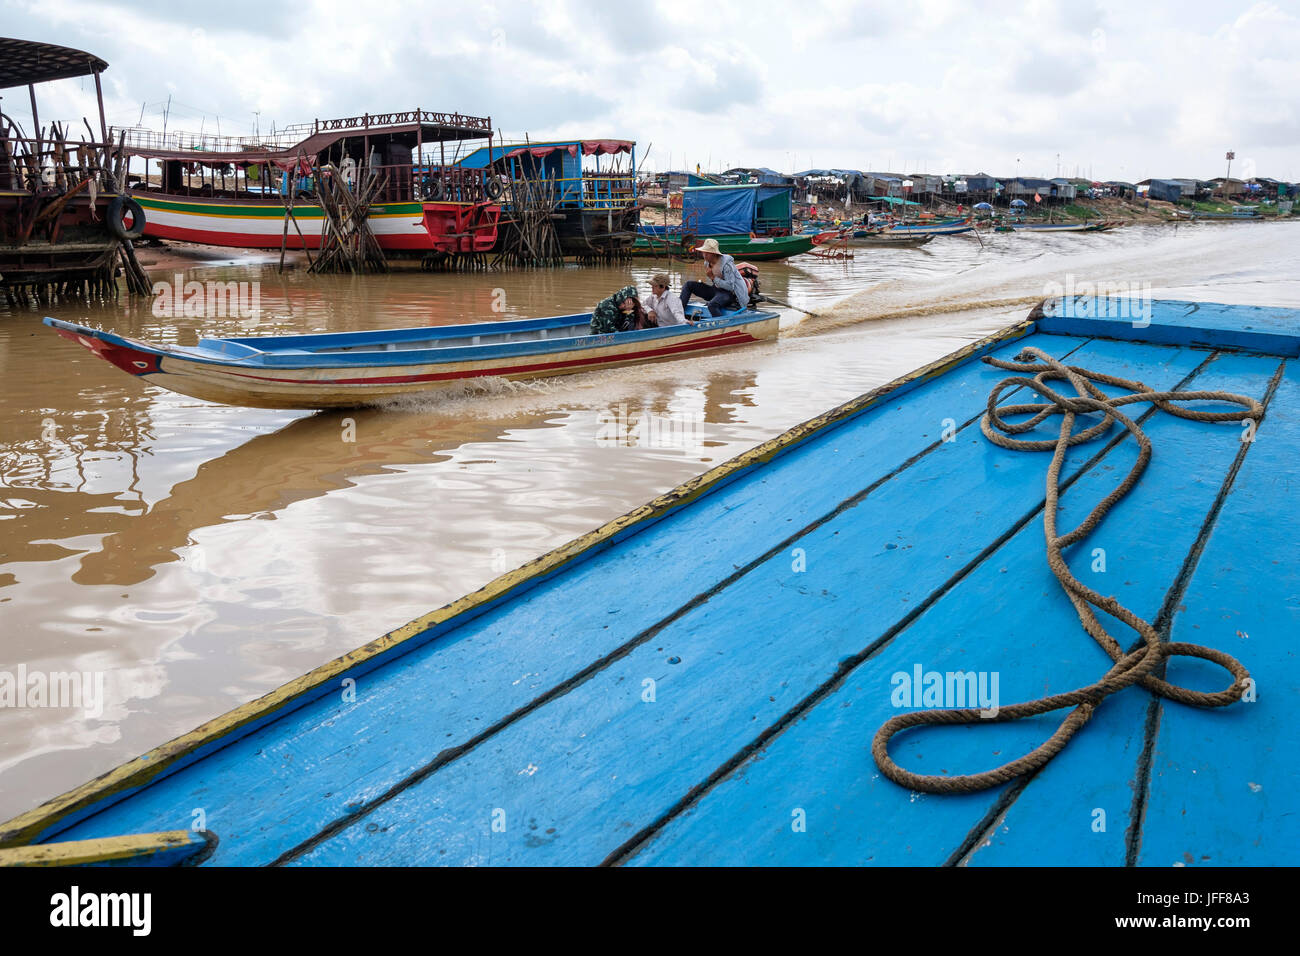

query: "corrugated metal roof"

left=0, top=37, right=108, bottom=89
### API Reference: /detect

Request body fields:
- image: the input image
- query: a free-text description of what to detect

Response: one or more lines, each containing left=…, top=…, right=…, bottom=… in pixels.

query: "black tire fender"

left=107, top=196, right=146, bottom=239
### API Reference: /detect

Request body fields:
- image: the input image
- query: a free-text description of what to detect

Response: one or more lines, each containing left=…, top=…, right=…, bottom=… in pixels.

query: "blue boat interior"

left=45, top=302, right=766, bottom=370
left=13, top=298, right=1296, bottom=866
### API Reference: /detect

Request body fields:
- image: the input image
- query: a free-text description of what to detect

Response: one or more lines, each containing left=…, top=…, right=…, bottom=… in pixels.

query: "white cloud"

left=3, top=0, right=1296, bottom=180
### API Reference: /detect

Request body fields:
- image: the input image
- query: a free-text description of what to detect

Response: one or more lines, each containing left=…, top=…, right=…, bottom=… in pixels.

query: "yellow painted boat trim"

left=0, top=830, right=214, bottom=867
left=0, top=316, right=1035, bottom=849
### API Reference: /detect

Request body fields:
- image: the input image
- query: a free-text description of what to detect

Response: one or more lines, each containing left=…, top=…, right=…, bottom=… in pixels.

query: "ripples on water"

left=0, top=220, right=1297, bottom=817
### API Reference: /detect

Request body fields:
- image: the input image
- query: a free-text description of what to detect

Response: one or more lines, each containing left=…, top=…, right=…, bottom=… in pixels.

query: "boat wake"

left=367, top=375, right=567, bottom=415
left=785, top=221, right=1300, bottom=338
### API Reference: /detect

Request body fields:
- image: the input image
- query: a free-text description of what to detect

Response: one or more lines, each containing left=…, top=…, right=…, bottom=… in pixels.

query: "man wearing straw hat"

left=679, top=238, right=749, bottom=317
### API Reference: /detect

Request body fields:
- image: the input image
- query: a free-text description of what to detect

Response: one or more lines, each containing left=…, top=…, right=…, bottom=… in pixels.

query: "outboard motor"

left=735, top=261, right=761, bottom=302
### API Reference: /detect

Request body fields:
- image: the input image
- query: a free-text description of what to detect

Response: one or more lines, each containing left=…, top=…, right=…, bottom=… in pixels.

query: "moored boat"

left=632, top=183, right=812, bottom=261
left=44, top=305, right=780, bottom=410
left=5, top=296, right=1295, bottom=867
left=118, top=109, right=502, bottom=258
left=883, top=217, right=974, bottom=236
left=631, top=232, right=814, bottom=261
left=1008, top=221, right=1106, bottom=233
left=848, top=232, right=935, bottom=247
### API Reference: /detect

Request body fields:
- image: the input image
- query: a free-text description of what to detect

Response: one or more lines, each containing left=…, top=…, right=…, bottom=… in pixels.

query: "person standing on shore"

left=679, top=238, right=750, bottom=316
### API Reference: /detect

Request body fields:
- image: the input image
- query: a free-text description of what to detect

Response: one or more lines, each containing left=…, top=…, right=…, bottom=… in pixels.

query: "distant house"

left=657, top=170, right=714, bottom=189
left=1147, top=179, right=1184, bottom=203
left=792, top=168, right=871, bottom=202
left=1005, top=177, right=1073, bottom=202
left=1209, top=177, right=1247, bottom=198
left=722, top=167, right=795, bottom=187
left=1254, top=177, right=1285, bottom=200
left=1049, top=178, right=1077, bottom=200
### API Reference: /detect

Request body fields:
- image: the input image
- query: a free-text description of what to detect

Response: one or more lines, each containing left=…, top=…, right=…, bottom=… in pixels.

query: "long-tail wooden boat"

left=848, top=233, right=934, bottom=247
left=4, top=296, right=1295, bottom=867
left=883, top=217, right=974, bottom=236
left=44, top=306, right=780, bottom=410
left=630, top=232, right=814, bottom=261
left=1008, top=221, right=1109, bottom=233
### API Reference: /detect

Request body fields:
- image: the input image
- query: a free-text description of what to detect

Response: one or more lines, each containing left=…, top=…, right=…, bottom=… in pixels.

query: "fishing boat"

left=4, top=295, right=1293, bottom=867
left=632, top=183, right=814, bottom=261
left=43, top=305, right=780, bottom=410
left=117, top=109, right=502, bottom=259
left=849, top=233, right=934, bottom=247
left=631, top=232, right=815, bottom=261
left=1008, top=221, right=1108, bottom=233
left=882, top=217, right=974, bottom=236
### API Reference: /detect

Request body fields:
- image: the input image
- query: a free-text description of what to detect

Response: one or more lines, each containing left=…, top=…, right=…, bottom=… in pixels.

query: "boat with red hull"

left=117, top=109, right=502, bottom=259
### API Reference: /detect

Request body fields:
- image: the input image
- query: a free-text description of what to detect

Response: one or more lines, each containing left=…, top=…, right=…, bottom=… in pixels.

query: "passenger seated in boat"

left=590, top=286, right=642, bottom=334
left=645, top=274, right=688, bottom=326
left=618, top=293, right=655, bottom=330
left=679, top=238, right=749, bottom=317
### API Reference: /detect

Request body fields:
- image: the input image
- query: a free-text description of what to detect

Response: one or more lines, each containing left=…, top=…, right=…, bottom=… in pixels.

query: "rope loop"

left=873, top=349, right=1262, bottom=794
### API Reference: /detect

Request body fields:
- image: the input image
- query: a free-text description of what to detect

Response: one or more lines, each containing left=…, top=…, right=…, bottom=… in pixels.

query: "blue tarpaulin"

left=682, top=184, right=793, bottom=234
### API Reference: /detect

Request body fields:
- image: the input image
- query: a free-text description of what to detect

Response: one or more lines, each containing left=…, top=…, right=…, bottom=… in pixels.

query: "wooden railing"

left=313, top=110, right=492, bottom=134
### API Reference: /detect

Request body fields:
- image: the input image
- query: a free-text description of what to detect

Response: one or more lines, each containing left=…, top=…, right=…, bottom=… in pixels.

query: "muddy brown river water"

left=1, top=220, right=1297, bottom=819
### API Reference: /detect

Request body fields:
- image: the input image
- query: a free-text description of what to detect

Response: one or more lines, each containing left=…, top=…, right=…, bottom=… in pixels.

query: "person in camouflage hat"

left=589, top=285, right=639, bottom=334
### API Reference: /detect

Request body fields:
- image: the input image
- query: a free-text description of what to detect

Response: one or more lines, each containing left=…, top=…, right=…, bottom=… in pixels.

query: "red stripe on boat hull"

left=211, top=329, right=759, bottom=386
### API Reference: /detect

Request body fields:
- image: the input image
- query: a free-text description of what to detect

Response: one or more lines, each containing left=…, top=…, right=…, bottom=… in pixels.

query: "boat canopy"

left=504, top=139, right=632, bottom=160
left=682, top=184, right=793, bottom=234
left=871, top=196, right=921, bottom=207
left=116, top=110, right=492, bottom=169
left=0, top=37, right=108, bottom=89
left=457, top=139, right=634, bottom=169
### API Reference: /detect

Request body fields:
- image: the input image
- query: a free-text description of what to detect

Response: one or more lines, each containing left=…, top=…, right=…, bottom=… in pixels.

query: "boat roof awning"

left=0, top=37, right=108, bottom=89
left=125, top=119, right=489, bottom=170
left=870, top=196, right=921, bottom=207
left=503, top=139, right=633, bottom=160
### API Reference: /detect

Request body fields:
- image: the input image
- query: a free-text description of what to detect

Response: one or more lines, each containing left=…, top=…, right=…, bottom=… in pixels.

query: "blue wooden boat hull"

left=885, top=218, right=973, bottom=236
left=5, top=296, right=1296, bottom=866
left=45, top=306, right=780, bottom=410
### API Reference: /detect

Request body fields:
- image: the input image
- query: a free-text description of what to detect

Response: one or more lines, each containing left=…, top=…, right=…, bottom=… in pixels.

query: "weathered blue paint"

left=5, top=298, right=1295, bottom=867
left=1038, top=298, right=1300, bottom=357
left=44, top=304, right=768, bottom=371
left=38, top=329, right=1079, bottom=864
left=1135, top=360, right=1300, bottom=867
left=626, top=350, right=1279, bottom=867
left=958, top=352, right=1282, bottom=866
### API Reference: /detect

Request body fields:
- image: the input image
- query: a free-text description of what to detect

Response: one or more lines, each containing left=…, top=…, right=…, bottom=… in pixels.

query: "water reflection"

left=1, top=220, right=1296, bottom=820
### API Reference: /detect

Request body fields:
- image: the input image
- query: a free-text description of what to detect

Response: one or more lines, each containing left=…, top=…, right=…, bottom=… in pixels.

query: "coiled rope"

left=872, top=346, right=1263, bottom=794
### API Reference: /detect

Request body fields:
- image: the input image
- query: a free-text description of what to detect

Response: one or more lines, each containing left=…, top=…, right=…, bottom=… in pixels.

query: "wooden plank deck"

left=2, top=299, right=1294, bottom=867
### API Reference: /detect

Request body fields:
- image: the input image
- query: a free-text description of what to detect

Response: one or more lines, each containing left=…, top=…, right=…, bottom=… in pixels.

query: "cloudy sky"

left=3, top=0, right=1297, bottom=182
